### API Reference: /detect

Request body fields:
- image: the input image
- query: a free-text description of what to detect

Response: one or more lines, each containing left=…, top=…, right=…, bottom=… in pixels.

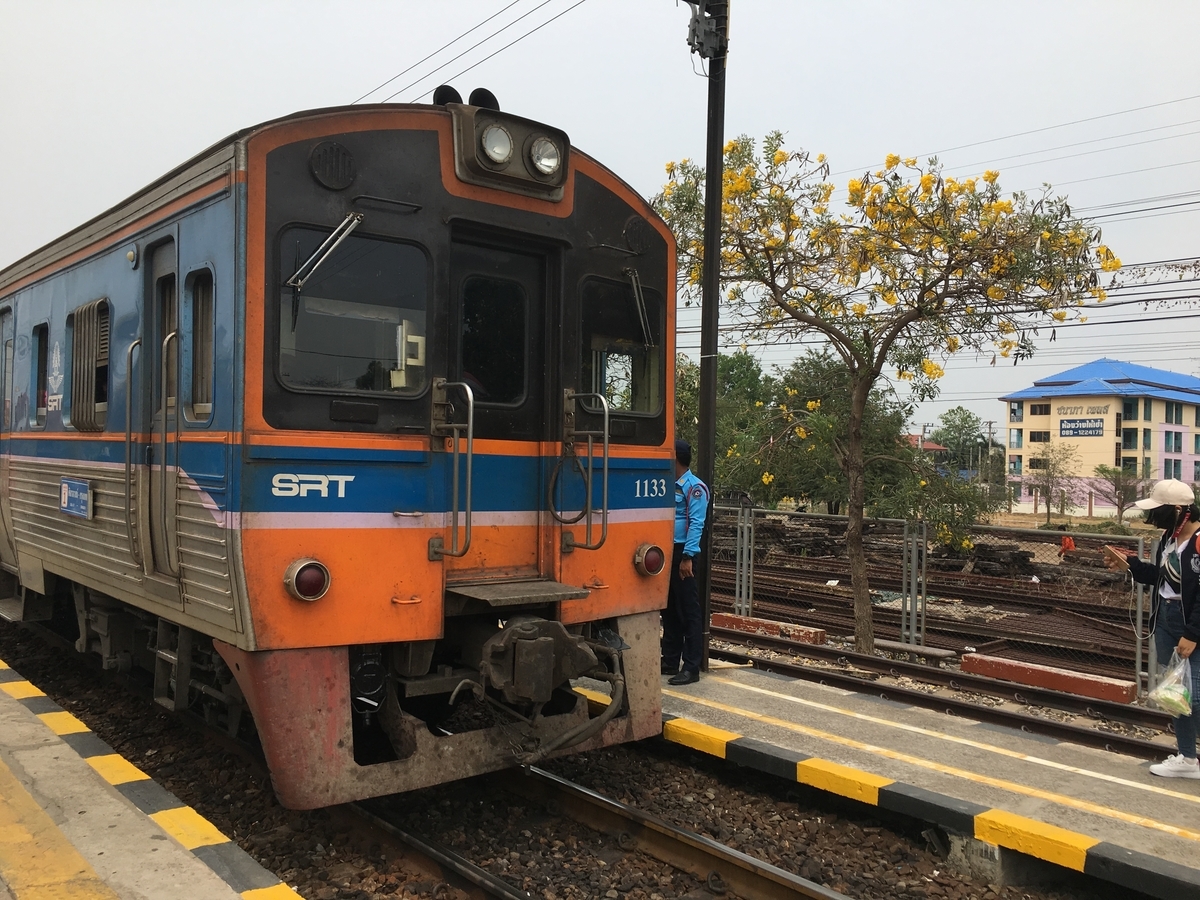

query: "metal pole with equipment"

left=684, top=0, right=728, bottom=671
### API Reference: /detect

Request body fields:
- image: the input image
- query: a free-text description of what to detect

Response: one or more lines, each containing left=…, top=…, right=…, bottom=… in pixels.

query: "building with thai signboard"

left=1001, top=359, right=1200, bottom=516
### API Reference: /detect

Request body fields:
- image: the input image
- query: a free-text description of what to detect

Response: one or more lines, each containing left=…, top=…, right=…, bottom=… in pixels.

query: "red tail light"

left=284, top=559, right=331, bottom=601
left=634, top=544, right=666, bottom=577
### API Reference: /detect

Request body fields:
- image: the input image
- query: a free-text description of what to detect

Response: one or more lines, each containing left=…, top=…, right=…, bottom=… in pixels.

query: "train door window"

left=0, top=310, right=10, bottom=431
left=278, top=227, right=427, bottom=396
left=187, top=269, right=214, bottom=419
left=158, top=273, right=178, bottom=408
left=67, top=298, right=110, bottom=431
left=579, top=277, right=663, bottom=414
left=459, top=276, right=526, bottom=405
left=32, top=324, right=49, bottom=427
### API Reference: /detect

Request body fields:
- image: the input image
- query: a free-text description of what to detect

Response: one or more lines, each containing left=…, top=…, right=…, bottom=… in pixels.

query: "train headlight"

left=529, top=136, right=561, bottom=176
left=481, top=124, right=513, bottom=164
left=284, top=558, right=331, bottom=601
left=634, top=544, right=666, bottom=577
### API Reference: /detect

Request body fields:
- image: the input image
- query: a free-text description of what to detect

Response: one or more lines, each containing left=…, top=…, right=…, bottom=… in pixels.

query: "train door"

left=0, top=307, right=16, bottom=569
left=447, top=240, right=548, bottom=577
left=147, top=242, right=181, bottom=583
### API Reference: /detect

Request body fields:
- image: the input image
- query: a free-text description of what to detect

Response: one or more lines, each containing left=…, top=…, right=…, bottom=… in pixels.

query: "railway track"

left=499, top=766, right=850, bottom=900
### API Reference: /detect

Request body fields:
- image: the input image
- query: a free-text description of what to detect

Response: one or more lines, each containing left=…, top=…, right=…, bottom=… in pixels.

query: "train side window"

left=187, top=269, right=214, bottom=419
left=32, top=324, right=48, bottom=427
left=459, top=276, right=526, bottom=405
left=580, top=277, right=663, bottom=415
left=67, top=298, right=110, bottom=431
left=278, top=227, right=427, bottom=396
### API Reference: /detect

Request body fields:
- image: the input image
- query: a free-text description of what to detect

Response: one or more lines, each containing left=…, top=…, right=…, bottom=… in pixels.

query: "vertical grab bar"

left=431, top=380, right=474, bottom=558
left=160, top=331, right=180, bottom=576
left=562, top=392, right=609, bottom=551
left=123, top=338, right=142, bottom=566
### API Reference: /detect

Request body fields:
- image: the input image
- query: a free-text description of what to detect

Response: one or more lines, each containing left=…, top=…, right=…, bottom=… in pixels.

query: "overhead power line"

left=351, top=0, right=523, bottom=104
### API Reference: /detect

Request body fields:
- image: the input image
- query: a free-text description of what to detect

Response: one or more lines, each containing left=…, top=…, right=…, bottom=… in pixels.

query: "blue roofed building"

left=1001, top=358, right=1200, bottom=517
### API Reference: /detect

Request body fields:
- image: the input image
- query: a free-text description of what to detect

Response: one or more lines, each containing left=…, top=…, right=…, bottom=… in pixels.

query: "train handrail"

left=560, top=392, right=609, bottom=552
left=159, top=331, right=181, bottom=577
left=123, top=338, right=142, bottom=566
left=430, top=380, right=474, bottom=559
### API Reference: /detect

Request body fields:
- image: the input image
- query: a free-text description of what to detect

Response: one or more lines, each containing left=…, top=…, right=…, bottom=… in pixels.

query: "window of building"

left=67, top=298, right=110, bottom=431
left=1009, top=429, right=1022, bottom=448
left=1165, top=401, right=1184, bottom=425
left=1144, top=428, right=1152, bottom=451
left=1026, top=485, right=1035, bottom=496
left=1144, top=457, right=1152, bottom=478
left=1195, top=460, right=1200, bottom=482
left=1144, top=398, right=1153, bottom=420
left=1123, top=398, right=1139, bottom=421
left=1009, top=401, right=1023, bottom=422
left=1168, top=458, right=1182, bottom=480
left=1121, top=428, right=1137, bottom=450
left=1122, top=457, right=1138, bottom=475
left=1195, top=433, right=1200, bottom=455
left=1167, top=431, right=1183, bottom=453
left=1008, top=455, right=1022, bottom=475
left=187, top=270, right=214, bottom=418
left=1029, top=403, right=1050, bottom=416
left=1028, top=457, right=1047, bottom=470
left=1195, top=406, right=1200, bottom=427
left=32, top=324, right=48, bottom=426
left=1029, top=431, right=1050, bottom=442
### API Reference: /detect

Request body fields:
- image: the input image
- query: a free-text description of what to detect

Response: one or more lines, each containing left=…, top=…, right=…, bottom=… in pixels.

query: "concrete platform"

left=659, top=660, right=1200, bottom=900
left=0, top=656, right=298, bottom=900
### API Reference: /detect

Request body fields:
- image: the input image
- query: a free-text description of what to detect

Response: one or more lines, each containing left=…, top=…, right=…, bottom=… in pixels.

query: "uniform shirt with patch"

left=674, top=469, right=709, bottom=557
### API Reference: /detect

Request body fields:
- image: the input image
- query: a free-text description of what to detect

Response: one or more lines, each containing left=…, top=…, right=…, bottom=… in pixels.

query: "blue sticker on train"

left=60, top=477, right=93, bottom=519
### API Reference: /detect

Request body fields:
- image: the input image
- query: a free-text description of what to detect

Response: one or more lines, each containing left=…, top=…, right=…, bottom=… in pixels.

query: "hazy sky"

left=2, top=1, right=1198, bottom=437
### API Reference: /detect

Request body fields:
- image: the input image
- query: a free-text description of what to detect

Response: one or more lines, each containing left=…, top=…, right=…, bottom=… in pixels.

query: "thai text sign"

left=1059, top=418, right=1105, bottom=438
left=59, top=477, right=93, bottom=519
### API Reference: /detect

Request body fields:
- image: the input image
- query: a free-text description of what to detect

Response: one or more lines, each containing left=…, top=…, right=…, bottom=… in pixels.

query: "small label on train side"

left=60, top=477, right=93, bottom=519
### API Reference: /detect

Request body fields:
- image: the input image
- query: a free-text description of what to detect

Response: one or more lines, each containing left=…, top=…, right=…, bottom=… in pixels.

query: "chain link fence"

left=709, top=505, right=1156, bottom=693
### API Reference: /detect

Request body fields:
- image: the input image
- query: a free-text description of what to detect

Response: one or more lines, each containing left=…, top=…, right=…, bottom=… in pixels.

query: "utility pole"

left=684, top=0, right=728, bottom=670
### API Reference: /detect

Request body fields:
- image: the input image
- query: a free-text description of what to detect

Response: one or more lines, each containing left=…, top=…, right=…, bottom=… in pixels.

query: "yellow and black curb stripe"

left=660, top=713, right=1200, bottom=900
left=0, top=658, right=299, bottom=900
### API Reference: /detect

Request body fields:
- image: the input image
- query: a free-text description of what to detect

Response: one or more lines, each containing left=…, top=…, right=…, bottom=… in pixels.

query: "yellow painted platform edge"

left=661, top=716, right=741, bottom=759
left=797, top=757, right=894, bottom=805
left=1, top=654, right=300, bottom=898
left=976, top=809, right=1099, bottom=872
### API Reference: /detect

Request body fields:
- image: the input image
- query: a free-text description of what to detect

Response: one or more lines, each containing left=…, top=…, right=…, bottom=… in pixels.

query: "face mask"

left=1146, top=506, right=1180, bottom=530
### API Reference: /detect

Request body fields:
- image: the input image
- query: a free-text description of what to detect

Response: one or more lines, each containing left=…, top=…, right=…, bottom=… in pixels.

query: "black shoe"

left=668, top=669, right=699, bottom=685
left=661, top=663, right=679, bottom=676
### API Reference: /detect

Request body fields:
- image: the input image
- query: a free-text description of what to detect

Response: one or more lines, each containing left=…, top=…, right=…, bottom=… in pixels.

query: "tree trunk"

left=845, top=377, right=874, bottom=654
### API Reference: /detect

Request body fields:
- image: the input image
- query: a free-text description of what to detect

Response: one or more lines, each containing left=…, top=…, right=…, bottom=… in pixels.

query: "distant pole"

left=685, top=0, right=728, bottom=671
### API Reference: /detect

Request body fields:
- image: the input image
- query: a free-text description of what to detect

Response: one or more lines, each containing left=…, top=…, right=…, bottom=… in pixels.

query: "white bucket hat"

left=1133, top=478, right=1196, bottom=510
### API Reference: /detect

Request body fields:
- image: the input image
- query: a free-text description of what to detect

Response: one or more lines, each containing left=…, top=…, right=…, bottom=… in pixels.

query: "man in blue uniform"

left=662, top=439, right=709, bottom=685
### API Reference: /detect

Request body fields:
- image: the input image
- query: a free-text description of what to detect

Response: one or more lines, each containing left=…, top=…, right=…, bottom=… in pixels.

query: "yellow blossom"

left=904, top=157, right=917, bottom=167
left=806, top=399, right=821, bottom=411
left=773, top=149, right=788, bottom=166
left=762, top=472, right=775, bottom=486
left=983, top=170, right=999, bottom=184
left=987, top=286, right=1006, bottom=301
left=920, top=359, right=944, bottom=379
left=665, top=160, right=677, bottom=178
left=946, top=336, right=960, bottom=353
left=816, top=152, right=826, bottom=163
left=919, top=480, right=927, bottom=487
left=794, top=427, right=808, bottom=439
left=755, top=400, right=764, bottom=407
left=885, top=153, right=900, bottom=170
left=851, top=302, right=867, bottom=316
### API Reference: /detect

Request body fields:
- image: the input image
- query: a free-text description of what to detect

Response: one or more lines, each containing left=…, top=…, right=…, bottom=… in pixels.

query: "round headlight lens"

left=481, top=124, right=513, bottom=164
left=529, top=137, right=561, bottom=176
left=285, top=558, right=331, bottom=601
left=634, top=544, right=666, bottom=577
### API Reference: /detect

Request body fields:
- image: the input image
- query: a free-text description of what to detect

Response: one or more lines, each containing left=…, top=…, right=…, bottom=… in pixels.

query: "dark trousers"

left=662, top=543, right=703, bottom=674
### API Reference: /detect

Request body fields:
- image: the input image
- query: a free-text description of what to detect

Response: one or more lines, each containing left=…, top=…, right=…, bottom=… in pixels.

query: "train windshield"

left=580, top=277, right=664, bottom=415
left=278, top=227, right=427, bottom=395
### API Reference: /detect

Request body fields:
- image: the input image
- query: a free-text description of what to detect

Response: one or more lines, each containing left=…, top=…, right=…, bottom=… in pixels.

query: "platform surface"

left=661, top=660, right=1200, bottom=898
left=0, top=656, right=297, bottom=900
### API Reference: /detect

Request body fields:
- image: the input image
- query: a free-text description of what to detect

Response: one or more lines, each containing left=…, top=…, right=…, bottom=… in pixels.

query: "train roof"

left=0, top=102, right=648, bottom=297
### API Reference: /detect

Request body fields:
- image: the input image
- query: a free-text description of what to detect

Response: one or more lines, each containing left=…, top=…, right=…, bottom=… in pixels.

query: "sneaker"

left=1149, top=754, right=1200, bottom=779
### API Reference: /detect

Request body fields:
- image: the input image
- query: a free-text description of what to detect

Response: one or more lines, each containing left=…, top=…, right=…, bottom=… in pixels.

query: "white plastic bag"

left=1150, top=651, right=1194, bottom=717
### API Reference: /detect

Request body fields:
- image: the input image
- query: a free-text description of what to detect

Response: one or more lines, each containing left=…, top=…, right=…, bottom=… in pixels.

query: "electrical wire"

left=381, top=0, right=563, bottom=103
left=350, top=0, right=524, bottom=104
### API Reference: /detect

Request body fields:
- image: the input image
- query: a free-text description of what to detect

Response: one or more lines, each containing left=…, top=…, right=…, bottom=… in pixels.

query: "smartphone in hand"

left=1103, top=545, right=1131, bottom=571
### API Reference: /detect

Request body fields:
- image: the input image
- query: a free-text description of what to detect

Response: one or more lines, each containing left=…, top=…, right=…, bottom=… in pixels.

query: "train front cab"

left=218, top=105, right=676, bottom=808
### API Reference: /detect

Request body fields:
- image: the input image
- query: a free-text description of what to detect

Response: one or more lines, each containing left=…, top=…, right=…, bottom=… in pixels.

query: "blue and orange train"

left=0, top=87, right=675, bottom=808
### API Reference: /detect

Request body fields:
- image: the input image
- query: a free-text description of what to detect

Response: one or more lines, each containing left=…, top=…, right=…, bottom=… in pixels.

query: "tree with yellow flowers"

left=655, top=133, right=1118, bottom=653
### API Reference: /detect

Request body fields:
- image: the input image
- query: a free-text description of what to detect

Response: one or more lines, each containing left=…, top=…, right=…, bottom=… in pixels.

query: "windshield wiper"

left=286, top=212, right=364, bottom=293
left=623, top=267, right=655, bottom=349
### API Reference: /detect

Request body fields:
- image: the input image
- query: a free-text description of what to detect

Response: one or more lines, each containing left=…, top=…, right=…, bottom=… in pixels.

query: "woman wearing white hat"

left=1106, top=478, right=1200, bottom=778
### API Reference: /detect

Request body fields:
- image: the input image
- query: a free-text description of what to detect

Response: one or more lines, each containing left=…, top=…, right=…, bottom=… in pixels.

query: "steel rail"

left=352, top=801, right=530, bottom=900
left=710, top=626, right=1172, bottom=732
left=502, top=766, right=850, bottom=900
left=707, top=645, right=1171, bottom=760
